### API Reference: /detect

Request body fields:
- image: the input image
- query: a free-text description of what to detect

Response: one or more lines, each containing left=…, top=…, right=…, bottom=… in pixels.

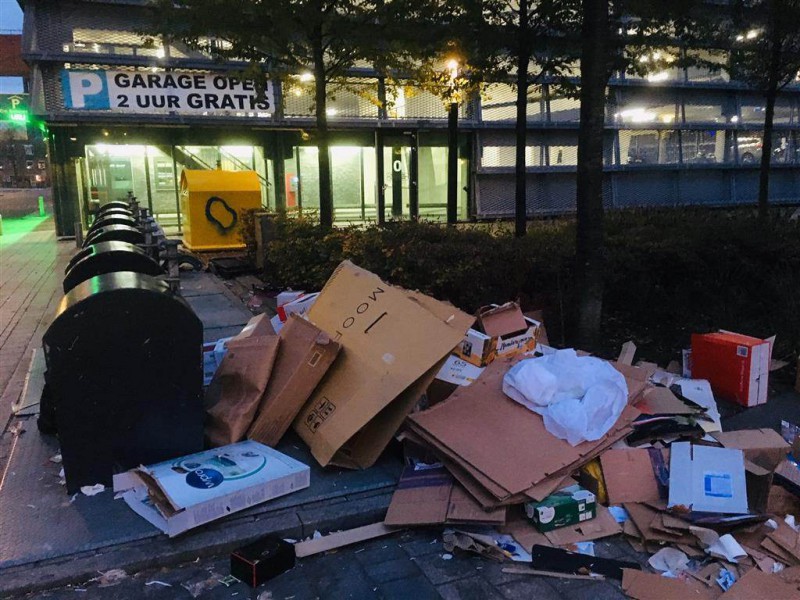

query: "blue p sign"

left=62, top=71, right=110, bottom=110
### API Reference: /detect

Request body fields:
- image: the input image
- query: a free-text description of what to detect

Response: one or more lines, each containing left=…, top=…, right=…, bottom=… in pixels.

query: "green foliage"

left=252, top=210, right=800, bottom=366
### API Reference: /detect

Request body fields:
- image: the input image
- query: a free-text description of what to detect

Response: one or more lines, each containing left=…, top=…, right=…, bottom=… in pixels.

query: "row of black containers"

left=39, top=200, right=206, bottom=493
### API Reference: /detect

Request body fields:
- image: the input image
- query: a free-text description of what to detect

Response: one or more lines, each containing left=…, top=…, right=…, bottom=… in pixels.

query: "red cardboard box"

left=691, top=331, right=771, bottom=407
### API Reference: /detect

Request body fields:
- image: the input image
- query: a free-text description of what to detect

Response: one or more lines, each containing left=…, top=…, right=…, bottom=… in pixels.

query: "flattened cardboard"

left=668, top=442, right=749, bottom=515
left=293, top=261, right=473, bottom=468
left=622, top=568, right=716, bottom=600
left=601, top=449, right=667, bottom=505
left=712, top=429, right=790, bottom=472
left=248, top=315, right=341, bottom=447
left=543, top=505, right=622, bottom=546
left=638, top=387, right=703, bottom=416
left=407, top=356, right=641, bottom=499
left=719, top=567, right=800, bottom=599
left=384, top=466, right=506, bottom=527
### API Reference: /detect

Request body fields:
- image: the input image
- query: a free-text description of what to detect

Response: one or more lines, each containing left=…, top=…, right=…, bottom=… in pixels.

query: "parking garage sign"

left=61, top=70, right=274, bottom=115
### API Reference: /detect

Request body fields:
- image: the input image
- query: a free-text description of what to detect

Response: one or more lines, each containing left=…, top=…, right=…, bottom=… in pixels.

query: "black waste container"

left=87, top=214, right=138, bottom=232
left=63, top=241, right=163, bottom=293
left=41, top=271, right=203, bottom=493
left=83, top=224, right=144, bottom=247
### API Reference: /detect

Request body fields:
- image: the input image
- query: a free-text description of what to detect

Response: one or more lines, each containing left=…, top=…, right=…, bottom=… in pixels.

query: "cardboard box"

left=434, top=354, right=485, bottom=386
left=452, top=328, right=496, bottom=367
left=293, top=261, right=473, bottom=469
left=113, top=441, right=310, bottom=537
left=525, top=484, right=596, bottom=533
left=477, top=303, right=541, bottom=359
left=600, top=448, right=669, bottom=506
left=230, top=536, right=295, bottom=588
left=691, top=331, right=772, bottom=407
left=272, top=293, right=321, bottom=333
left=248, top=315, right=341, bottom=447
left=712, top=428, right=790, bottom=472
left=667, top=442, right=748, bottom=514
left=233, top=313, right=277, bottom=340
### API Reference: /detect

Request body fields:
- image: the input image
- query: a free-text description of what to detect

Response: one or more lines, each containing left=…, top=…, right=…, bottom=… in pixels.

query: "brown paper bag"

left=205, top=335, right=280, bottom=447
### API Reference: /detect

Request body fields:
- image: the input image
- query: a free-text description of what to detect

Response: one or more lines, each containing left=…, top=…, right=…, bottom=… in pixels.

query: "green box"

left=524, top=484, right=597, bottom=532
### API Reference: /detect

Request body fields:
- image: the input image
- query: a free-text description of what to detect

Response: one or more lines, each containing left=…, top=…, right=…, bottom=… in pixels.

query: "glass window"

left=481, top=83, right=544, bottom=122
left=681, top=130, right=734, bottom=164
left=686, top=49, right=730, bottom=83
left=626, top=47, right=682, bottom=82
left=617, top=130, right=680, bottom=165
left=481, top=145, right=545, bottom=167
left=548, top=89, right=580, bottom=123
left=614, top=89, right=678, bottom=125
left=546, top=132, right=578, bottom=166
left=682, top=91, right=737, bottom=124
left=740, top=95, right=768, bottom=124
left=737, top=131, right=762, bottom=165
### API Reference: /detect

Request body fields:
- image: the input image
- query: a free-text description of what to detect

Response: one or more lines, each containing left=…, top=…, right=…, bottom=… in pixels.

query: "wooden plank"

left=294, top=523, right=398, bottom=558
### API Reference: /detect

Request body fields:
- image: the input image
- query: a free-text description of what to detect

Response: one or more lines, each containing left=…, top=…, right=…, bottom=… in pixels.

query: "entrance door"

left=381, top=132, right=418, bottom=221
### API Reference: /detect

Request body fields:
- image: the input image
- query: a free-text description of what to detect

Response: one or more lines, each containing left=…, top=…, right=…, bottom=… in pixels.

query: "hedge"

left=247, top=209, right=800, bottom=368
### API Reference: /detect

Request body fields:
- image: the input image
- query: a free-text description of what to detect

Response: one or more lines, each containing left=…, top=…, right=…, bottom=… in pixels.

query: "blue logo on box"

left=186, top=468, right=224, bottom=489
left=704, top=473, right=733, bottom=498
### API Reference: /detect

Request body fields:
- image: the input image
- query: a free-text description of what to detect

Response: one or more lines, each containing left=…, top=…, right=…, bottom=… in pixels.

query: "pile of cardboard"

left=144, top=259, right=800, bottom=597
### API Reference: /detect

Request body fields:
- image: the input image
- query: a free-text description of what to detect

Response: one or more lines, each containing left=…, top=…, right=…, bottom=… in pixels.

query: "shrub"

left=251, top=210, right=800, bottom=367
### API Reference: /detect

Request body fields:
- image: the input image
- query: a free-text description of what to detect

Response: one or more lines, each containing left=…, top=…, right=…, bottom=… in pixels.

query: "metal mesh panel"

left=282, top=78, right=379, bottom=119
left=732, top=171, right=759, bottom=204
left=612, top=172, right=677, bottom=208
left=616, top=130, right=679, bottom=165
left=481, top=83, right=544, bottom=122
left=387, top=84, right=449, bottom=120
left=681, top=89, right=735, bottom=124
left=676, top=170, right=729, bottom=205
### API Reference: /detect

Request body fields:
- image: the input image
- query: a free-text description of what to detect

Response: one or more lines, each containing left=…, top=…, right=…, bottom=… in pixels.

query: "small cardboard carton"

left=293, top=261, right=473, bottom=469
left=248, top=315, right=341, bottom=447
left=667, top=442, right=748, bottom=514
left=524, top=484, right=597, bottom=533
left=113, top=441, right=310, bottom=537
left=477, top=303, right=541, bottom=359
left=452, top=329, right=496, bottom=367
left=434, top=354, right=485, bottom=387
left=233, top=313, right=278, bottom=340
left=691, top=331, right=772, bottom=407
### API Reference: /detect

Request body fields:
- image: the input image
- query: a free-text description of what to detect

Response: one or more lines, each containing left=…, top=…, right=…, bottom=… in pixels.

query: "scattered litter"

left=442, top=553, right=453, bottom=560
left=312, top=531, right=322, bottom=540
left=49, top=453, right=62, bottom=464
left=608, top=506, right=629, bottom=523
left=145, top=580, right=172, bottom=587
left=182, top=575, right=219, bottom=598
left=218, top=575, right=240, bottom=587
left=572, top=542, right=595, bottom=556
left=648, top=547, right=690, bottom=573
left=716, top=568, right=736, bottom=591
left=95, top=569, right=128, bottom=587
left=27, top=504, right=35, bottom=509
left=80, top=484, right=105, bottom=496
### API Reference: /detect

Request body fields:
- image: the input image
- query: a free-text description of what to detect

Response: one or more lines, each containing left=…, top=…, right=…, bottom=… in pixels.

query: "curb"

left=0, top=488, right=394, bottom=597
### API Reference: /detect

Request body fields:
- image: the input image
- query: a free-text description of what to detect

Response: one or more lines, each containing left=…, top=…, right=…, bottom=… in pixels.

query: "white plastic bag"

left=502, top=349, right=628, bottom=446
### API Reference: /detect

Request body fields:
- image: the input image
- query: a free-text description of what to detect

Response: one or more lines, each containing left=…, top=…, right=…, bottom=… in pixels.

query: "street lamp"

left=446, top=58, right=460, bottom=225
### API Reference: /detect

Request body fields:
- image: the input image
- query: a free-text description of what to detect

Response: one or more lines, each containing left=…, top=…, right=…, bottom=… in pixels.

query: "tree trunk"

left=574, top=0, right=609, bottom=351
left=758, top=87, right=777, bottom=219
left=758, top=21, right=782, bottom=221
left=514, top=0, right=529, bottom=238
left=313, top=36, right=333, bottom=228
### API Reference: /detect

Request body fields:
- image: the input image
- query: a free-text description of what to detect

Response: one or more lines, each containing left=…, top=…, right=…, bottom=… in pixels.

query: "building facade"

left=18, top=0, right=800, bottom=237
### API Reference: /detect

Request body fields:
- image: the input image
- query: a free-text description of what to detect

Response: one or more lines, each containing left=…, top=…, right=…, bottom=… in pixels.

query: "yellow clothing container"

left=180, top=169, right=262, bottom=251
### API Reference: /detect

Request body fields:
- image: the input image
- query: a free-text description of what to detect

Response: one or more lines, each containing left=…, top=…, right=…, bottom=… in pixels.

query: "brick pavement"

left=12, top=529, right=649, bottom=600
left=0, top=216, right=73, bottom=437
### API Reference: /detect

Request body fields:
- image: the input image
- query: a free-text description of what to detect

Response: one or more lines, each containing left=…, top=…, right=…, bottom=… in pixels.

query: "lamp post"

left=446, top=58, right=459, bottom=225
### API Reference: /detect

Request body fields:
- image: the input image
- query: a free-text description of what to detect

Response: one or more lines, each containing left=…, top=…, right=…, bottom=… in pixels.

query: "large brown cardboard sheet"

left=712, top=428, right=790, bottom=471
left=248, top=315, right=340, bottom=447
left=408, top=355, right=641, bottom=496
left=622, top=569, right=716, bottom=600
left=543, top=505, right=622, bottom=546
left=719, top=568, right=800, bottom=600
left=601, top=448, right=667, bottom=505
left=293, top=261, right=473, bottom=468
